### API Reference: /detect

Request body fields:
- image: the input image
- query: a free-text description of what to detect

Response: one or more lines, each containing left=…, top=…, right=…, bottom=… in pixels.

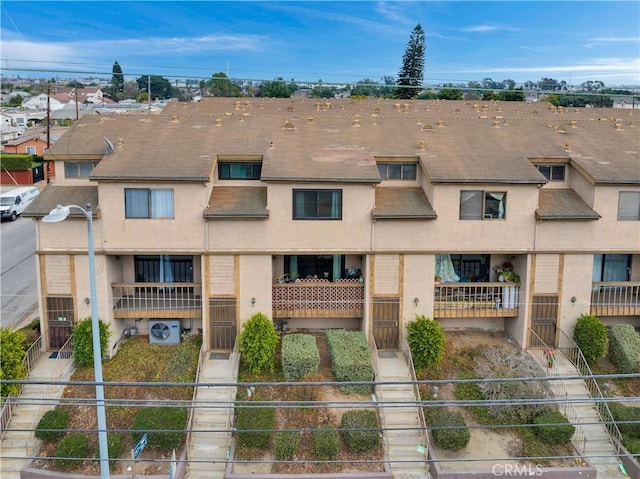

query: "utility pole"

left=75, top=88, right=79, bottom=122
left=148, top=75, right=151, bottom=114
left=46, top=82, right=51, bottom=149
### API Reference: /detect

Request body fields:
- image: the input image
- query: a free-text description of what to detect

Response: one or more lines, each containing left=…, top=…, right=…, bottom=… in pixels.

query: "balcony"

left=272, top=280, right=365, bottom=319
left=434, top=282, right=519, bottom=318
left=112, top=283, right=202, bottom=319
left=591, top=282, right=640, bottom=317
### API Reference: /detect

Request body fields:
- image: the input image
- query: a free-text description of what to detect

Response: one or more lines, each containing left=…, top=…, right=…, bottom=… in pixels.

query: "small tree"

left=406, top=315, right=445, bottom=371
left=238, top=312, right=279, bottom=374
left=0, top=327, right=27, bottom=397
left=573, top=313, right=607, bottom=364
left=72, top=317, right=110, bottom=367
left=396, top=24, right=426, bottom=99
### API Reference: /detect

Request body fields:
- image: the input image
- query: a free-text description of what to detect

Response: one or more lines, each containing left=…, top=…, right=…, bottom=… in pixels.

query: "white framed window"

left=618, top=192, right=640, bottom=220
left=460, top=190, right=507, bottom=220
left=125, top=188, right=174, bottom=218
left=25, top=146, right=36, bottom=155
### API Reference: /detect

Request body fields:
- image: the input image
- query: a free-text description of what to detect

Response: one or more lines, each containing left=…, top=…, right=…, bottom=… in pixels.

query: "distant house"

left=3, top=130, right=49, bottom=155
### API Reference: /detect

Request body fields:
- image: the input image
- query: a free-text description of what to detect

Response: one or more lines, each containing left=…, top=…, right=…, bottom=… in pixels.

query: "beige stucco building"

left=24, top=98, right=640, bottom=356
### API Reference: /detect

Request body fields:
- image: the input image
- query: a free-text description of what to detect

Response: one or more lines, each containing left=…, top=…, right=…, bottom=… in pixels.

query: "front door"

left=209, top=297, right=237, bottom=351
left=531, top=294, right=558, bottom=347
left=372, top=296, right=399, bottom=349
left=46, top=296, right=74, bottom=349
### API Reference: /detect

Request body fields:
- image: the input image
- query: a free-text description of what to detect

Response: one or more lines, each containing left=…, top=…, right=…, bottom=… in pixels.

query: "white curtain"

left=487, top=192, right=505, bottom=218
left=151, top=189, right=174, bottom=218
left=435, top=254, right=460, bottom=283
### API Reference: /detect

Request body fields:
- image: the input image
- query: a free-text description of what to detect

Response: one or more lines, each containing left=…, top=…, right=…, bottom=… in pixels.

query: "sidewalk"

left=0, top=355, right=75, bottom=479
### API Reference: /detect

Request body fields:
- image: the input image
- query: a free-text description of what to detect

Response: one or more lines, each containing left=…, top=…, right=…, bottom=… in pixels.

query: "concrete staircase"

left=376, top=352, right=431, bottom=479
left=0, top=356, right=75, bottom=479
left=186, top=353, right=237, bottom=479
left=541, top=352, right=626, bottom=478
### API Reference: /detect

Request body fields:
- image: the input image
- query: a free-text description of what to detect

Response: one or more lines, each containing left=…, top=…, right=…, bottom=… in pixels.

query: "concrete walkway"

left=0, top=355, right=75, bottom=479
left=540, top=351, right=626, bottom=479
left=186, top=353, right=237, bottom=479
left=376, top=352, right=431, bottom=479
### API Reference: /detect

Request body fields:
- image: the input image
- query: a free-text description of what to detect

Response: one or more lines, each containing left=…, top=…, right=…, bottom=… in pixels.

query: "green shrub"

left=427, top=408, right=470, bottom=450
left=238, top=313, right=279, bottom=374
left=73, top=317, right=110, bottom=367
left=610, top=403, right=640, bottom=438
left=236, top=402, right=275, bottom=449
left=314, top=425, right=340, bottom=461
left=281, top=334, right=320, bottom=381
left=340, top=409, right=380, bottom=452
left=0, top=327, right=27, bottom=398
left=623, top=438, right=640, bottom=455
left=274, top=431, right=300, bottom=460
left=55, top=433, right=90, bottom=470
left=0, top=154, right=33, bottom=171
left=35, top=409, right=70, bottom=443
left=573, top=314, right=607, bottom=364
left=608, top=324, right=640, bottom=374
left=406, top=314, right=445, bottom=370
left=533, top=410, right=575, bottom=444
left=325, top=330, right=373, bottom=394
left=131, top=407, right=187, bottom=450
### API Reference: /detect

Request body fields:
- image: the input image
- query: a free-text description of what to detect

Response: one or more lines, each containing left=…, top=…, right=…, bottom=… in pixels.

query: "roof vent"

left=615, top=122, right=623, bottom=130
left=437, top=120, right=444, bottom=127
left=269, top=141, right=275, bottom=149
left=374, top=107, right=381, bottom=113
left=284, top=120, right=295, bottom=129
left=215, top=118, right=222, bottom=126
left=493, top=120, right=500, bottom=128
left=371, top=114, right=378, bottom=125
left=454, top=108, right=461, bottom=113
left=564, top=143, right=571, bottom=151
left=403, top=103, right=410, bottom=112
left=422, top=124, right=434, bottom=131
left=555, top=126, right=567, bottom=133
left=532, top=110, right=539, bottom=115
left=570, top=120, right=577, bottom=127
left=307, top=117, right=315, bottom=123
left=287, top=105, right=294, bottom=111
left=171, top=115, right=179, bottom=123
left=352, top=118, right=360, bottom=127
left=394, top=103, right=401, bottom=111
left=419, top=140, right=425, bottom=150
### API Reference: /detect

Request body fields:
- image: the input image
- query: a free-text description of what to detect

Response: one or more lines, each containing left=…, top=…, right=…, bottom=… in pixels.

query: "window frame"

left=64, top=161, right=99, bottom=179
left=218, top=161, right=262, bottom=180
left=460, top=190, right=507, bottom=220
left=617, top=192, right=640, bottom=221
left=377, top=162, right=417, bottom=181
left=292, top=189, right=342, bottom=220
left=536, top=164, right=566, bottom=181
left=25, top=146, right=37, bottom=155
left=124, top=188, right=175, bottom=219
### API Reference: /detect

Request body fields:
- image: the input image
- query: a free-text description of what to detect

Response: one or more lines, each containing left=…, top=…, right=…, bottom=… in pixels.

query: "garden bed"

left=231, top=331, right=385, bottom=475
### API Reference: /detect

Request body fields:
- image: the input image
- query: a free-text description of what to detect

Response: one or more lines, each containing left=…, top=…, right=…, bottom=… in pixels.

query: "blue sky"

left=1, top=1, right=639, bottom=87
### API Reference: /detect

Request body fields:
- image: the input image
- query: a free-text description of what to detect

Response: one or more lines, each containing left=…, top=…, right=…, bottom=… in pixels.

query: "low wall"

left=614, top=437, right=640, bottom=479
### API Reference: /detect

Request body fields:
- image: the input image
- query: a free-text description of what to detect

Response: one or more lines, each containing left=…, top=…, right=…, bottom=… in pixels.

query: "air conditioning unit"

left=148, top=320, right=181, bottom=345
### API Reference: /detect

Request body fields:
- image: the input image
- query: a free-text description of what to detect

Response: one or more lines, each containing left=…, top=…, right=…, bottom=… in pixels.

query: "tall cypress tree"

left=396, top=24, right=425, bottom=99
left=111, top=61, right=124, bottom=95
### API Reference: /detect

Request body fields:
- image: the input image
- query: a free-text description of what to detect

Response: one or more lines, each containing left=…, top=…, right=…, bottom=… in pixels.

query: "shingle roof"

left=204, top=186, right=268, bottom=218
left=22, top=186, right=99, bottom=219
left=373, top=187, right=436, bottom=219
left=535, top=188, right=601, bottom=220
left=46, top=99, right=640, bottom=186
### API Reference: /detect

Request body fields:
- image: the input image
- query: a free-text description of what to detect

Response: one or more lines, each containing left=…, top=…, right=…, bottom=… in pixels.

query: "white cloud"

left=586, top=37, right=640, bottom=48
left=460, top=24, right=519, bottom=33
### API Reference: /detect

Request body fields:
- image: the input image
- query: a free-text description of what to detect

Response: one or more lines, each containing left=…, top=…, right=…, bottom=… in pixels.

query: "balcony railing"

left=112, top=283, right=202, bottom=319
left=272, top=280, right=365, bottom=318
left=434, top=282, right=519, bottom=318
left=591, top=282, right=640, bottom=317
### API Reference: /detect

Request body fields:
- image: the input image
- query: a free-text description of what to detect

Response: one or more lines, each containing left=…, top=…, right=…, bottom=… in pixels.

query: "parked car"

left=0, top=186, right=39, bottom=221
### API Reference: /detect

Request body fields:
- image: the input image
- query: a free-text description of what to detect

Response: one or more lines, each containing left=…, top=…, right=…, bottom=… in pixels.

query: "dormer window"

left=536, top=164, right=565, bottom=181
left=218, top=161, right=262, bottom=180
left=377, top=162, right=417, bottom=180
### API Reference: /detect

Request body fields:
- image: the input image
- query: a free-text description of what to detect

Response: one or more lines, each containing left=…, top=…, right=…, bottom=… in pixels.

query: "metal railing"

left=557, top=328, right=624, bottom=455
left=590, top=281, right=640, bottom=316
left=528, top=328, right=588, bottom=454
left=434, top=282, right=519, bottom=318
left=368, top=330, right=391, bottom=470
left=112, top=282, right=202, bottom=318
left=0, top=335, right=43, bottom=439
left=400, top=330, right=430, bottom=454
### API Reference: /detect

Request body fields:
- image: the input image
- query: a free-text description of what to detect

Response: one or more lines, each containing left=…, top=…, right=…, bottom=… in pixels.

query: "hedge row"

left=325, top=330, right=373, bottom=394
left=314, top=425, right=340, bottom=460
left=533, top=410, right=575, bottom=445
left=0, top=154, right=35, bottom=171
left=236, top=402, right=275, bottom=449
left=610, top=403, right=640, bottom=439
left=281, top=334, right=320, bottom=381
left=426, top=408, right=470, bottom=450
left=608, top=324, right=640, bottom=374
left=35, top=409, right=70, bottom=443
left=131, top=406, right=187, bottom=450
left=340, top=409, right=380, bottom=452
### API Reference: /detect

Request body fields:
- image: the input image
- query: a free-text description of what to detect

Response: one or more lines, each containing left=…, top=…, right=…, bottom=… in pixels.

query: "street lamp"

left=43, top=204, right=110, bottom=479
